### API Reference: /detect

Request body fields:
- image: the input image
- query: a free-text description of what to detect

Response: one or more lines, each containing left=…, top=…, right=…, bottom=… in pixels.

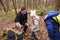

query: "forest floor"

left=0, top=10, right=50, bottom=40
left=0, top=16, right=50, bottom=40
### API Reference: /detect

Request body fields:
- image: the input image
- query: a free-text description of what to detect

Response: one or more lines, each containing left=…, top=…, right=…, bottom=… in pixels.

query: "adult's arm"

left=45, top=19, right=54, bottom=40
left=15, top=13, right=20, bottom=23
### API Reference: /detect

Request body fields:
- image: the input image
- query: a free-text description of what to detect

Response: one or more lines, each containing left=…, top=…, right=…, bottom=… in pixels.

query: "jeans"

left=17, top=34, right=23, bottom=40
left=7, top=30, right=16, bottom=40
left=31, top=32, right=37, bottom=40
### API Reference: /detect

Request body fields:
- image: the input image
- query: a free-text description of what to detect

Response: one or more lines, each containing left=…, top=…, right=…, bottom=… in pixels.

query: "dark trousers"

left=7, top=30, right=23, bottom=40
left=17, top=34, right=23, bottom=40
left=31, top=32, right=38, bottom=40
left=7, top=30, right=16, bottom=40
left=23, top=24, right=28, bottom=33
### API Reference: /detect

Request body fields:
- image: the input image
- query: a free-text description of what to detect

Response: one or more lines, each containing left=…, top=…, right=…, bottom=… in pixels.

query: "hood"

left=47, top=10, right=59, bottom=18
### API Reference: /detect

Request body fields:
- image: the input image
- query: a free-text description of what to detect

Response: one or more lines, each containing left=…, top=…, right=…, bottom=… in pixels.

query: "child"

left=30, top=10, right=40, bottom=40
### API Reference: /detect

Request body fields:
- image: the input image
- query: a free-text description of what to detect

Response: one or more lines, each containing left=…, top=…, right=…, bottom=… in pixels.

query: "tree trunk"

left=5, top=0, right=10, bottom=12
left=0, top=0, right=8, bottom=14
left=55, top=0, right=60, bottom=11
left=12, top=0, right=17, bottom=14
left=24, top=0, right=26, bottom=7
left=0, top=3, right=3, bottom=10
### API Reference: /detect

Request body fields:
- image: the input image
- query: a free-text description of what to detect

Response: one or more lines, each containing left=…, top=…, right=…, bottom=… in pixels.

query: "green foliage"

left=0, top=6, right=59, bottom=18
left=45, top=6, right=55, bottom=12
left=36, top=6, right=55, bottom=14
left=0, top=12, right=15, bottom=18
left=36, top=8, right=42, bottom=14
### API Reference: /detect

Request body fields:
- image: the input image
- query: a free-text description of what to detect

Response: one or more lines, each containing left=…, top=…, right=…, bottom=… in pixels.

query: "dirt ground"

left=0, top=16, right=50, bottom=40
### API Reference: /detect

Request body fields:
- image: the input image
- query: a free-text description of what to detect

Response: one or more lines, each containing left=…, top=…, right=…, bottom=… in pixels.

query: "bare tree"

left=24, top=0, right=26, bottom=7
left=6, top=0, right=10, bottom=11
left=12, top=0, right=17, bottom=14
left=0, top=0, right=8, bottom=14
left=0, top=3, right=2, bottom=10
left=55, top=0, right=60, bottom=11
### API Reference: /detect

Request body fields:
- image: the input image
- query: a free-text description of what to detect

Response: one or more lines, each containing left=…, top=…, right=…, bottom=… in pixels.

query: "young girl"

left=30, top=10, right=40, bottom=40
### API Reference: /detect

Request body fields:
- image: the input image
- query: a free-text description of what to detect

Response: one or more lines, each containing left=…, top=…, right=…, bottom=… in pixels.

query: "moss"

left=0, top=12, right=16, bottom=18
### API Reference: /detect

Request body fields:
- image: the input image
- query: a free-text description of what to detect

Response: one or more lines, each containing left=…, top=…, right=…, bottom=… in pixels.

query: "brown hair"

left=21, top=7, right=26, bottom=11
left=40, top=10, right=47, bottom=16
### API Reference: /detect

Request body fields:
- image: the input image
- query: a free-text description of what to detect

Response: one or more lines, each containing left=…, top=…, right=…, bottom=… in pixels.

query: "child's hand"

left=25, top=23, right=28, bottom=26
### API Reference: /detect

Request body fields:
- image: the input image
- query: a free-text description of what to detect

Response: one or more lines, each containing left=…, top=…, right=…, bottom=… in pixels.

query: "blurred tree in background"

left=55, top=0, right=60, bottom=11
left=0, top=0, right=60, bottom=14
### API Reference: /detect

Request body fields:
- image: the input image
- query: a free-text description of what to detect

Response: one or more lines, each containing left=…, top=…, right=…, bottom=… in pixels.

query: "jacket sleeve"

left=24, top=13, right=27, bottom=23
left=25, top=13, right=27, bottom=23
left=15, top=14, right=20, bottom=23
left=45, top=19, right=54, bottom=39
